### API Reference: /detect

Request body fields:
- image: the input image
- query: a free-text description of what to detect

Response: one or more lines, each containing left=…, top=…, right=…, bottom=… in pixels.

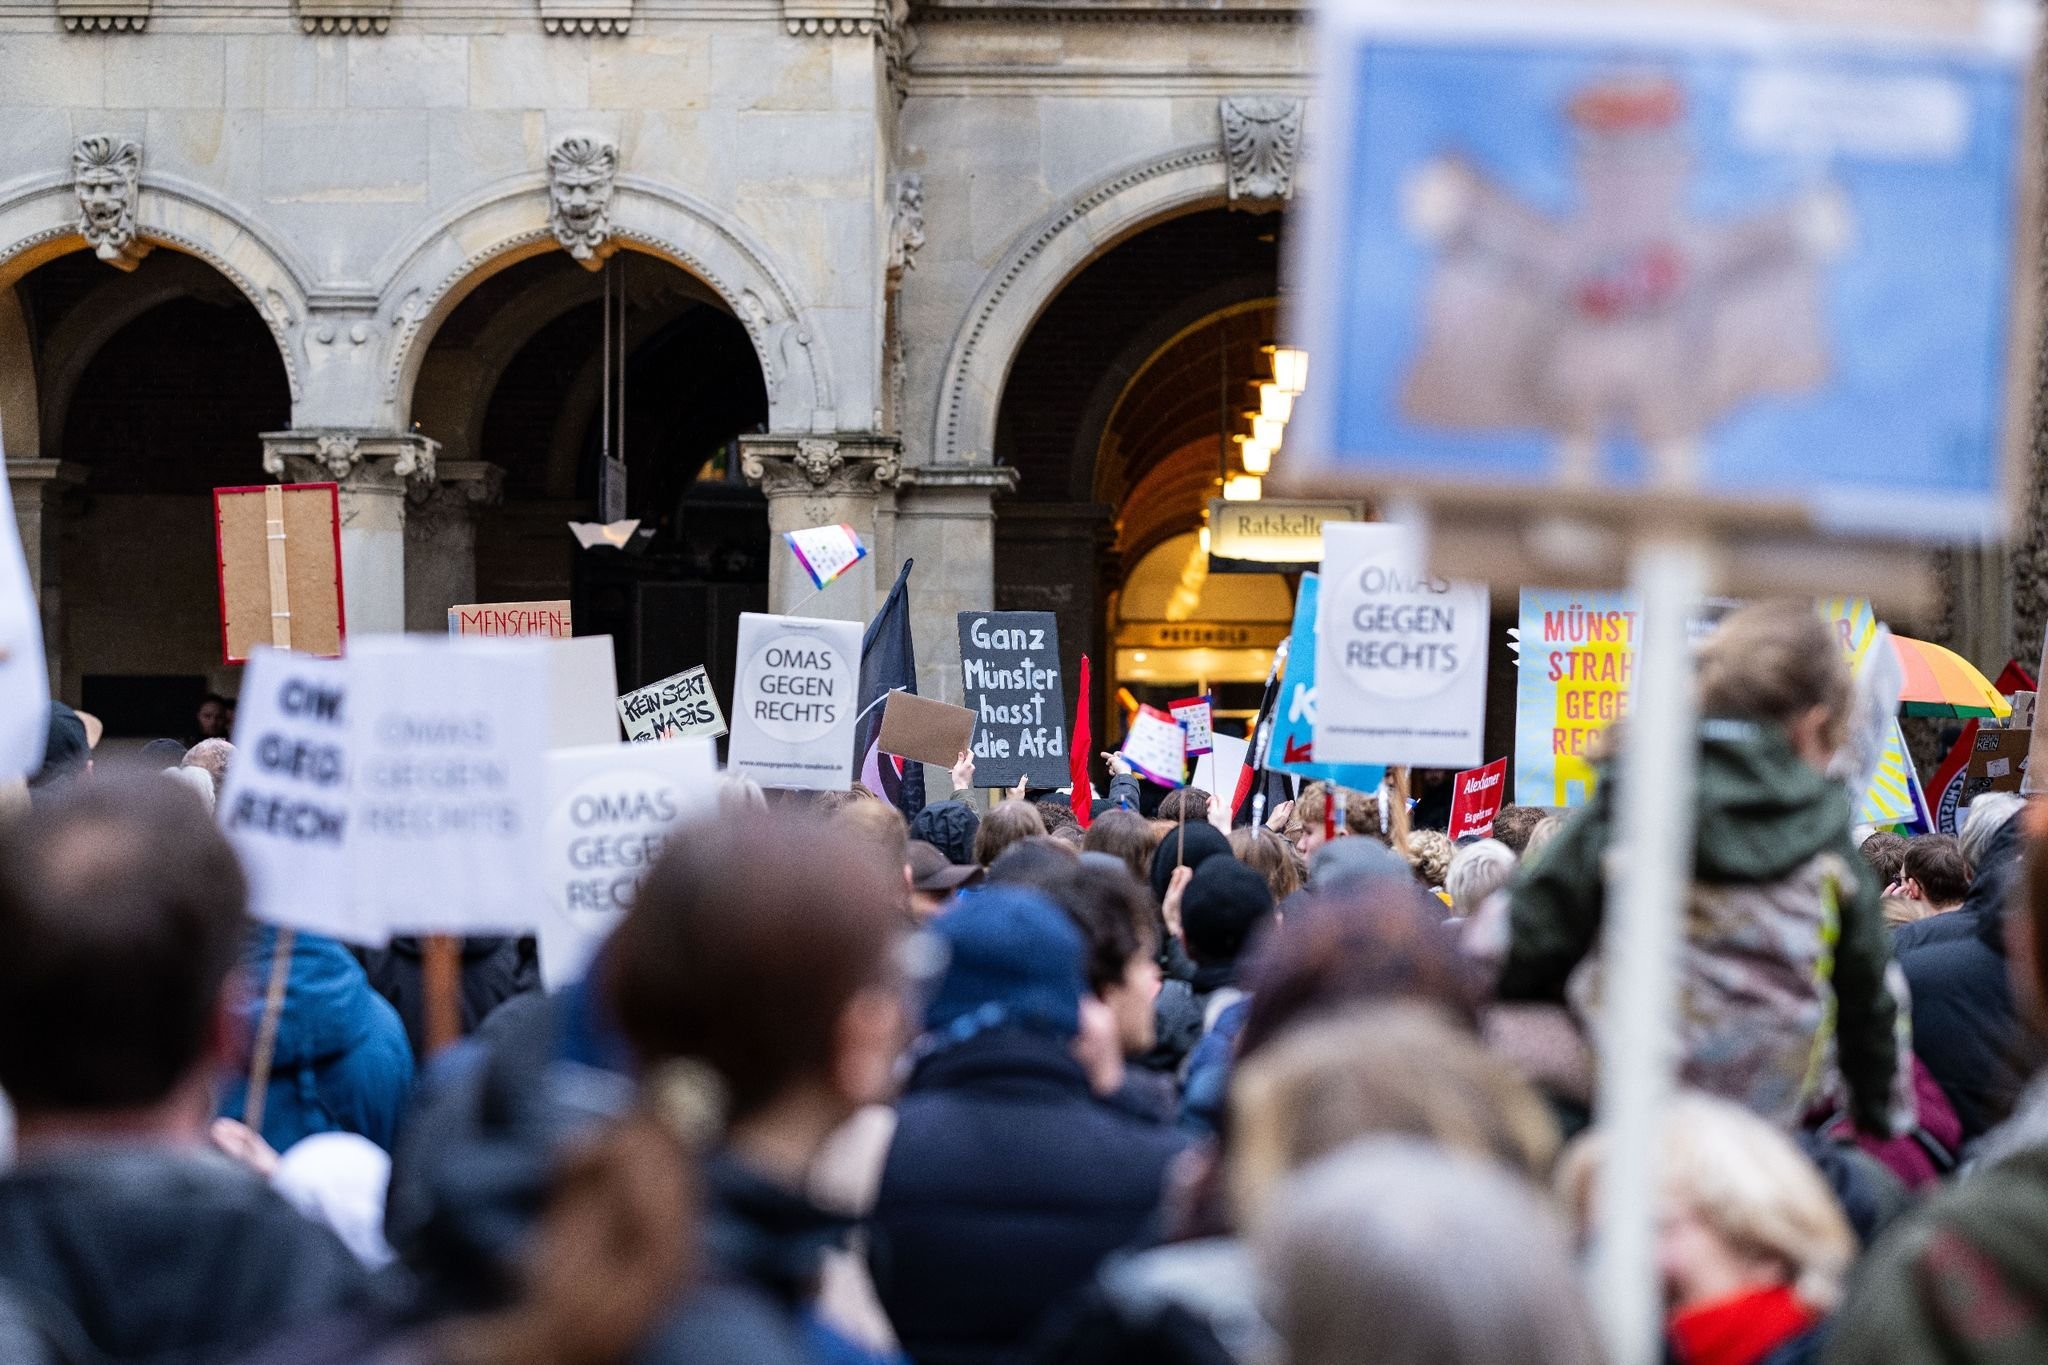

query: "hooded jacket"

left=1500, top=719, right=1905, bottom=1135
left=218, top=929, right=416, bottom=1154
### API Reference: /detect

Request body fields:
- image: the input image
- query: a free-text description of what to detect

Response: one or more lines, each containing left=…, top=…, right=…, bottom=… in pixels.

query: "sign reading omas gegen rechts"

left=727, top=612, right=862, bottom=790
left=957, top=611, right=1068, bottom=789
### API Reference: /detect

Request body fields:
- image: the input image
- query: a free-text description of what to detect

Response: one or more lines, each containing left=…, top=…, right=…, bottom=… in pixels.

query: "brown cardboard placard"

left=448, top=600, right=573, bottom=638
left=214, top=482, right=345, bottom=663
left=876, top=690, right=976, bottom=768
left=1966, top=726, right=2030, bottom=800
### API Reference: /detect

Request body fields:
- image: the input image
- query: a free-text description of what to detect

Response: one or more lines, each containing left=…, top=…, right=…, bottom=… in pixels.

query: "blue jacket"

left=869, top=1028, right=1187, bottom=1365
left=218, top=928, right=415, bottom=1153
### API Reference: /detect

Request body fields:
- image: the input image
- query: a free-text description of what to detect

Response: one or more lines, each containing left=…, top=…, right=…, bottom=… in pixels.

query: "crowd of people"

left=6, top=599, right=2048, bottom=1363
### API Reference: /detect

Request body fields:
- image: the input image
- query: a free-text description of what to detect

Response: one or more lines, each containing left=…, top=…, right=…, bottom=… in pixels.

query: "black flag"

left=856, top=558, right=927, bottom=820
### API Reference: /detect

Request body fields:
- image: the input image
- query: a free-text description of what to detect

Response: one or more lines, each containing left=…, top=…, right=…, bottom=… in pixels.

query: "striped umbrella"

left=1891, top=634, right=2013, bottom=720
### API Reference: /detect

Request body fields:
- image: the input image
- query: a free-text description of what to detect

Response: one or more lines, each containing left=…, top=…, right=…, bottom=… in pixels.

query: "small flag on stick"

left=785, top=524, right=868, bottom=592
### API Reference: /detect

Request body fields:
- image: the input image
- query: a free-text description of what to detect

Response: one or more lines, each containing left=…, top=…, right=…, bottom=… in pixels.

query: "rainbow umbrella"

left=1891, top=635, right=2013, bottom=720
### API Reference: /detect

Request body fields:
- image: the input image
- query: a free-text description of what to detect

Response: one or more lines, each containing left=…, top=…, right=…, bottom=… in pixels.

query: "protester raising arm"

left=1101, top=751, right=1141, bottom=814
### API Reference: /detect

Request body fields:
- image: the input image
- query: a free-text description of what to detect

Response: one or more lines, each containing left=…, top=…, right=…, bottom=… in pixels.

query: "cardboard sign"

left=784, top=524, right=868, bottom=591
left=876, top=690, right=976, bottom=768
left=728, top=612, right=862, bottom=790
left=217, top=650, right=361, bottom=942
left=1170, top=695, right=1216, bottom=757
left=957, top=611, right=1069, bottom=788
left=0, top=460, right=47, bottom=781
left=448, top=600, right=572, bottom=638
left=346, top=636, right=553, bottom=936
left=1966, top=726, right=2030, bottom=799
left=1120, top=704, right=1187, bottom=789
left=1314, top=522, right=1488, bottom=768
left=1514, top=589, right=1642, bottom=808
left=617, top=665, right=728, bottom=743
left=538, top=738, right=718, bottom=988
left=214, top=483, right=344, bottom=663
left=1271, top=573, right=1389, bottom=790
left=1447, top=757, right=1510, bottom=841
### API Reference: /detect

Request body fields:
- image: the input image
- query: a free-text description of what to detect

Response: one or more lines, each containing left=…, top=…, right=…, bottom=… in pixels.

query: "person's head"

left=1082, top=808, right=1161, bottom=888
left=1255, top=1138, right=1600, bottom=1365
left=1292, top=783, right=1381, bottom=856
left=922, top=885, right=1087, bottom=1043
left=181, top=737, right=235, bottom=797
left=1856, top=830, right=1909, bottom=892
left=833, top=795, right=910, bottom=893
left=1044, top=860, right=1161, bottom=1056
left=0, top=777, right=247, bottom=1131
left=1557, top=1091, right=1855, bottom=1315
left=1880, top=894, right=1928, bottom=930
left=1521, top=816, right=1565, bottom=862
left=1401, top=828, right=1454, bottom=890
left=908, top=840, right=981, bottom=920
left=605, top=811, right=910, bottom=1148
left=30, top=701, right=91, bottom=796
left=716, top=773, right=768, bottom=818
left=985, top=835, right=1080, bottom=888
left=1489, top=806, right=1546, bottom=856
left=161, top=763, right=217, bottom=814
left=1148, top=819, right=1234, bottom=902
left=195, top=692, right=232, bottom=740
left=139, top=737, right=188, bottom=766
left=1900, top=833, right=1969, bottom=910
left=1157, top=788, right=1212, bottom=825
left=1445, top=839, right=1517, bottom=917
left=1695, top=599, right=1850, bottom=771
left=1229, top=1003, right=1560, bottom=1223
left=1308, top=834, right=1418, bottom=899
left=973, top=799, right=1046, bottom=868
left=1232, top=826, right=1303, bottom=902
left=1039, top=802, right=1083, bottom=848
left=1179, top=855, right=1277, bottom=969
left=910, top=799, right=981, bottom=867
left=1960, top=792, right=2026, bottom=877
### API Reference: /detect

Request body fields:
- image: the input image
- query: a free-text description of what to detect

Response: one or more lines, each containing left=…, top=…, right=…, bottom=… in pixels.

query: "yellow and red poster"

left=1513, top=589, right=1640, bottom=808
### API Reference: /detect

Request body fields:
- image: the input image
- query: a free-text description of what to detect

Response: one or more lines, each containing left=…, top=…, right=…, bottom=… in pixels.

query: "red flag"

left=1071, top=654, right=1093, bottom=830
left=1929, top=719, right=1980, bottom=834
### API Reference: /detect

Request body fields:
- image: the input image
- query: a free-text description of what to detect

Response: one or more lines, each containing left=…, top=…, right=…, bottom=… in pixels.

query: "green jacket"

left=1500, top=719, right=1904, bottom=1134
left=1827, top=1144, right=2048, bottom=1364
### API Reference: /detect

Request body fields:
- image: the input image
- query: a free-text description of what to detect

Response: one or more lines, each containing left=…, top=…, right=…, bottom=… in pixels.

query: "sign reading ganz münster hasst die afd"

left=1206, top=499, right=1366, bottom=572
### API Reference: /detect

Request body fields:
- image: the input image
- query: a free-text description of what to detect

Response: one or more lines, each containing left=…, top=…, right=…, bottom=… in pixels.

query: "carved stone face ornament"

left=547, top=135, right=620, bottom=268
left=72, top=135, right=149, bottom=270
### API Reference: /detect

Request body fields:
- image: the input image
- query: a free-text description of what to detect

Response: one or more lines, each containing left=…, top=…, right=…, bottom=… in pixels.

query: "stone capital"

left=262, top=429, right=439, bottom=494
left=739, top=433, right=903, bottom=499
left=6, top=459, right=86, bottom=511
left=406, top=460, right=505, bottom=539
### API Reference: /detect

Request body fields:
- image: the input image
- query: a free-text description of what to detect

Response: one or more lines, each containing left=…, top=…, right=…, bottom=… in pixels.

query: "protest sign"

left=617, top=665, right=727, bottom=743
left=0, top=461, right=47, bottom=782
left=1966, top=727, right=2030, bottom=798
left=957, top=611, right=1068, bottom=788
left=1271, top=573, right=1389, bottom=791
left=549, top=635, right=621, bottom=748
left=1121, top=705, right=1187, bottom=788
left=1930, top=721, right=1979, bottom=834
left=1192, top=732, right=1251, bottom=808
left=346, top=635, right=553, bottom=936
left=876, top=690, right=976, bottom=768
left=448, top=600, right=572, bottom=638
left=1514, top=589, right=1641, bottom=808
left=1285, top=0, right=2041, bottom=593
left=538, top=738, right=717, bottom=988
left=1314, top=522, right=1487, bottom=768
left=1169, top=695, right=1215, bottom=757
left=217, top=650, right=362, bottom=942
left=785, top=524, right=868, bottom=592
left=214, top=483, right=344, bottom=663
left=1447, top=757, right=1509, bottom=840
left=728, top=612, right=862, bottom=790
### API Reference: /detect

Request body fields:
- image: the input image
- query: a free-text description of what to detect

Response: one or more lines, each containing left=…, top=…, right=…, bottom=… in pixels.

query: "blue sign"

left=1292, top=4, right=2034, bottom=539
left=1272, top=573, right=1389, bottom=790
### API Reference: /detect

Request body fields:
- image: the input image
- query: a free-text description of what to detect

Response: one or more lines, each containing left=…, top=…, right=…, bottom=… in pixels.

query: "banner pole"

left=243, top=483, right=297, bottom=1135
left=422, top=934, right=462, bottom=1056
left=1592, top=530, right=1706, bottom=1365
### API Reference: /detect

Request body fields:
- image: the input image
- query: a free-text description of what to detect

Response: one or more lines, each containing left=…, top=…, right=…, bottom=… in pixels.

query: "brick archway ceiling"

left=994, top=208, right=1281, bottom=501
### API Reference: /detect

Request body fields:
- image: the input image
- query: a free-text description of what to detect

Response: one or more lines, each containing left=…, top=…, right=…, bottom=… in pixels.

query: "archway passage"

left=412, top=250, right=771, bottom=694
left=990, top=207, right=1290, bottom=759
left=11, top=248, right=291, bottom=740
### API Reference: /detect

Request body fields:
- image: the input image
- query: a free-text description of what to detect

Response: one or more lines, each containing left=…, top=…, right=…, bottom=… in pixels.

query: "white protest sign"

left=218, top=650, right=364, bottom=943
left=1120, top=704, right=1187, bottom=788
left=346, top=635, right=553, bottom=936
left=1192, top=731, right=1250, bottom=807
left=538, top=738, right=718, bottom=988
left=1169, top=695, right=1215, bottom=757
left=0, top=460, right=47, bottom=781
left=551, top=635, right=622, bottom=748
left=618, top=665, right=728, bottom=743
left=728, top=612, right=862, bottom=790
left=1315, top=522, right=1489, bottom=768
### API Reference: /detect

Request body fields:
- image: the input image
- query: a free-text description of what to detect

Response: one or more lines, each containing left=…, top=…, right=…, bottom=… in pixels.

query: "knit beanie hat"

left=923, top=886, right=1085, bottom=1041
left=910, top=800, right=981, bottom=867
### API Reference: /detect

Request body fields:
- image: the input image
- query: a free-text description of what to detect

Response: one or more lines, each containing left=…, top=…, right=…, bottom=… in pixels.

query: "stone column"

left=739, top=434, right=901, bottom=622
left=261, top=429, right=439, bottom=638
left=891, top=465, right=1019, bottom=706
left=7, top=458, right=84, bottom=693
left=404, top=461, right=505, bottom=633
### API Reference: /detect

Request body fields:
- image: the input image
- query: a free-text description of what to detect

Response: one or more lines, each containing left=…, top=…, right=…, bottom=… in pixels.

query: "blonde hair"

left=1294, top=783, right=1386, bottom=844
left=1229, top=1002, right=1560, bottom=1226
left=1403, top=828, right=1454, bottom=889
left=1880, top=894, right=1930, bottom=929
left=1232, top=826, right=1303, bottom=901
left=1695, top=601, right=1849, bottom=750
left=1556, top=1091, right=1855, bottom=1311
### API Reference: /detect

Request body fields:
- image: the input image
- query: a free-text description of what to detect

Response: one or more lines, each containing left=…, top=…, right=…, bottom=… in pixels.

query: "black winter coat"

left=359, top=936, right=539, bottom=1061
left=869, top=1029, right=1189, bottom=1365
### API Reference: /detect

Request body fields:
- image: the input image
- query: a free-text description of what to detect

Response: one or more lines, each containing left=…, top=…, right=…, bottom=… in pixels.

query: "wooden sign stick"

left=422, top=934, right=462, bottom=1056
left=244, top=486, right=298, bottom=1135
